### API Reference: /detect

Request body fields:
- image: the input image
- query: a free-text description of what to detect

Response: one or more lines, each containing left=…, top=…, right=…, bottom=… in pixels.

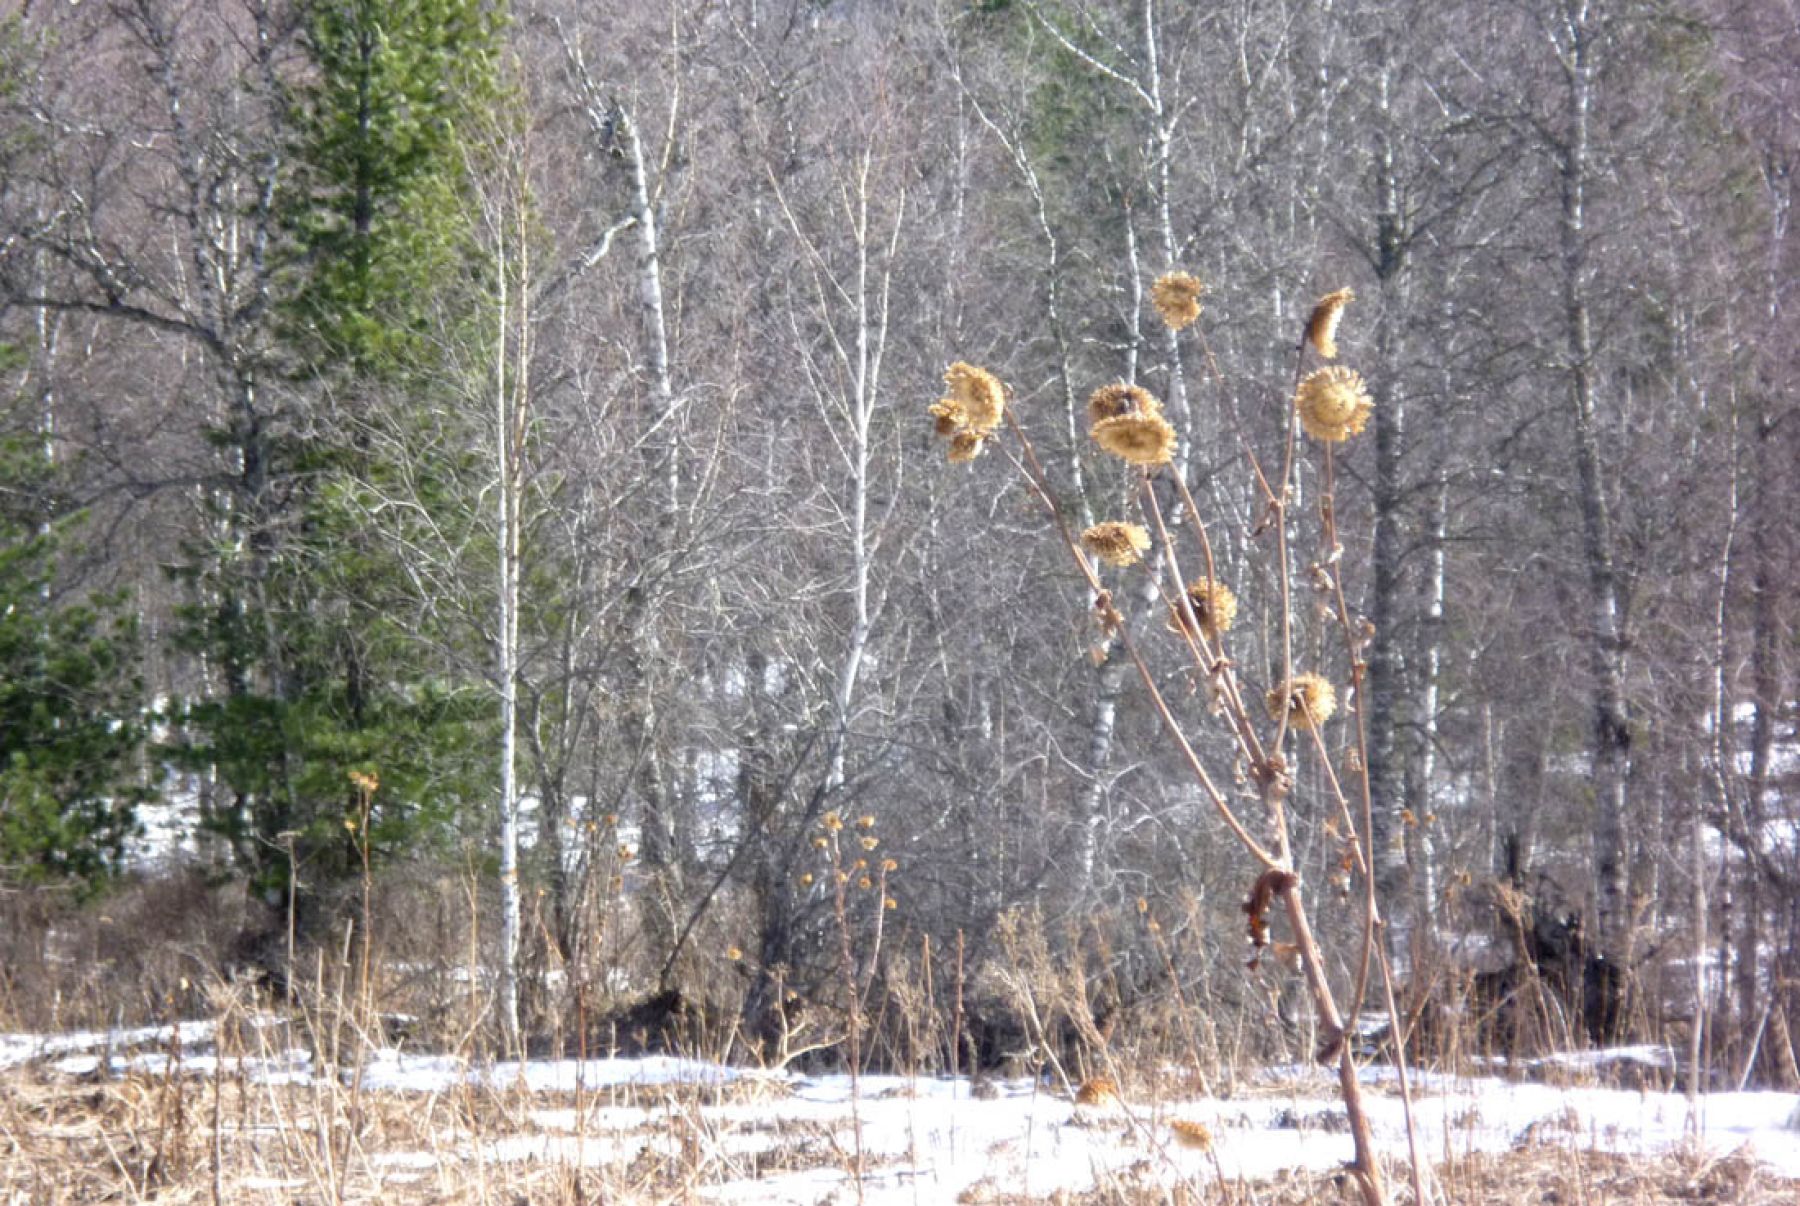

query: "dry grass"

left=5, top=1053, right=1797, bottom=1205
left=0, top=1066, right=826, bottom=1204
left=964, top=1147, right=1787, bottom=1205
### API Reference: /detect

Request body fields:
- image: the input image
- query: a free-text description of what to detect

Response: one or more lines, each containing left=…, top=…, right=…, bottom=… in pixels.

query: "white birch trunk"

left=494, top=207, right=524, bottom=1053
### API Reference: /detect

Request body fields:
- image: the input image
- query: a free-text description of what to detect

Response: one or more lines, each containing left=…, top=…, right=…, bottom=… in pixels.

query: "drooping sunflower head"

left=1304, top=287, right=1355, bottom=359
left=1081, top=521, right=1152, bottom=568
left=1266, top=672, right=1337, bottom=730
left=944, top=361, right=1006, bottom=433
left=1168, top=577, right=1238, bottom=641
left=1087, top=381, right=1163, bottom=427
left=1151, top=271, right=1205, bottom=331
left=1294, top=366, right=1374, bottom=443
left=931, top=363, right=1008, bottom=462
left=1092, top=413, right=1178, bottom=466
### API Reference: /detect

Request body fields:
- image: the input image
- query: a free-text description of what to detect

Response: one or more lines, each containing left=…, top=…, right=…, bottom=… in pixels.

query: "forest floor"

left=4, top=1019, right=1799, bottom=1203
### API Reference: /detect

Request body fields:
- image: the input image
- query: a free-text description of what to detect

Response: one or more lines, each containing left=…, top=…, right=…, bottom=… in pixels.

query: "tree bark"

left=1553, top=1, right=1633, bottom=965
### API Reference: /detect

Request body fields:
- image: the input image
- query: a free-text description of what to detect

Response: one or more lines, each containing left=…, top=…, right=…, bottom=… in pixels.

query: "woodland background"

left=0, top=0, right=1795, bottom=1088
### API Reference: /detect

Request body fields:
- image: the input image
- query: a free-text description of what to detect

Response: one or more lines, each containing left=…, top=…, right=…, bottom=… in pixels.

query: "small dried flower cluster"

left=808, top=811, right=899, bottom=911
left=1265, top=672, right=1337, bottom=730
left=1081, top=521, right=1151, bottom=568
left=930, top=362, right=1008, bottom=462
left=1168, top=577, right=1239, bottom=641
left=348, top=769, right=380, bottom=795
left=1151, top=270, right=1205, bottom=331
left=1294, top=366, right=1374, bottom=443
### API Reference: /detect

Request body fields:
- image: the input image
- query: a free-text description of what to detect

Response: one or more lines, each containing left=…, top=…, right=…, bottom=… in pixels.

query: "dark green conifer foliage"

left=166, top=0, right=506, bottom=895
left=0, top=422, right=150, bottom=888
left=283, top=0, right=504, bottom=374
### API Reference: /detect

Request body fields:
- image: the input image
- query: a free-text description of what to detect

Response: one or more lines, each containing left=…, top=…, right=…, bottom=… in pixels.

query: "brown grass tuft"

left=1074, top=1075, right=1122, bottom=1107
left=1170, top=1118, right=1214, bottom=1150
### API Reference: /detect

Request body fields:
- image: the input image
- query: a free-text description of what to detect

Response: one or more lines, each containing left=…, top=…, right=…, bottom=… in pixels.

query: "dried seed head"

left=1087, top=381, right=1163, bottom=427
left=947, top=429, right=987, bottom=463
left=1092, top=413, right=1178, bottom=466
left=1295, top=367, right=1374, bottom=443
left=931, top=363, right=1008, bottom=463
left=944, top=361, right=1006, bottom=432
left=1081, top=521, right=1152, bottom=568
left=1305, top=288, right=1355, bottom=359
left=1151, top=270, right=1205, bottom=331
left=1265, top=672, right=1338, bottom=730
left=1169, top=578, right=1239, bottom=641
left=929, top=399, right=964, bottom=437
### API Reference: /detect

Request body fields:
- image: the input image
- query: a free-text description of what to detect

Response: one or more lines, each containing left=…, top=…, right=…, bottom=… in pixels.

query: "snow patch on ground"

left=357, top=1050, right=752, bottom=1094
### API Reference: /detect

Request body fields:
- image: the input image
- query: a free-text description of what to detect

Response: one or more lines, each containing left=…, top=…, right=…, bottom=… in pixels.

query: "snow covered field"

left=4, top=1018, right=1798, bottom=1203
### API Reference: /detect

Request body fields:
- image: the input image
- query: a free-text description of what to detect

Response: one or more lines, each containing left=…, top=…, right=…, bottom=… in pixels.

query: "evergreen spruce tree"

left=167, top=0, right=506, bottom=898
left=0, top=371, right=150, bottom=888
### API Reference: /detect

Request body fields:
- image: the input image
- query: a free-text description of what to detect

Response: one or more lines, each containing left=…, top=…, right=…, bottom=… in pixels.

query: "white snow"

left=0, top=1019, right=218, bottom=1070
left=356, top=1049, right=751, bottom=1094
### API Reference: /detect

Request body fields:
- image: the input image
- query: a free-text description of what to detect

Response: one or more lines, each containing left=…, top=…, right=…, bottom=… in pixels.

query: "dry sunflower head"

left=1092, top=413, right=1178, bottom=466
left=932, top=363, right=1008, bottom=463
left=1081, top=521, right=1152, bottom=568
left=1266, top=672, right=1337, bottom=730
left=1087, top=381, right=1163, bottom=426
left=944, top=361, right=1006, bottom=432
left=1294, top=366, right=1373, bottom=443
left=1168, top=578, right=1239, bottom=641
left=928, top=399, right=964, bottom=437
left=1151, top=270, right=1205, bottom=331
